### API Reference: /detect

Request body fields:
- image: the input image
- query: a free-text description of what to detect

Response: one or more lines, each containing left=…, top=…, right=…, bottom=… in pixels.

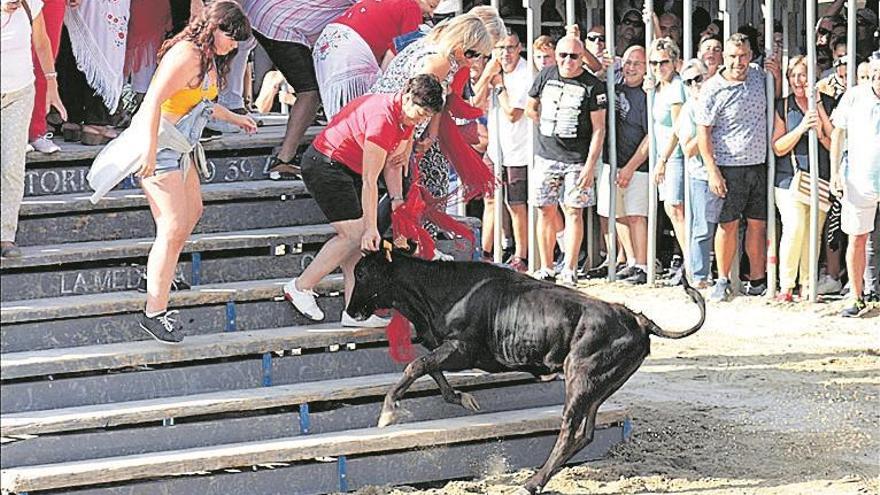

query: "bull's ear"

left=382, top=240, right=393, bottom=262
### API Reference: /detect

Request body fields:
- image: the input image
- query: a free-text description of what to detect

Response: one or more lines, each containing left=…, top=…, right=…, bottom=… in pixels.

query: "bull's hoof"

left=459, top=392, right=481, bottom=412
left=377, top=409, right=396, bottom=428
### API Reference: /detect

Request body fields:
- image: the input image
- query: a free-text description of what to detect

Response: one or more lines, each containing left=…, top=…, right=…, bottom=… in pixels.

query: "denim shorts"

left=659, top=156, right=685, bottom=205
left=155, top=101, right=213, bottom=175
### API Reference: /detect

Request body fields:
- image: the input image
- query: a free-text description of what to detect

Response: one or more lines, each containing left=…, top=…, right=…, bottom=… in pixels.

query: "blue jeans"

left=689, top=178, right=724, bottom=281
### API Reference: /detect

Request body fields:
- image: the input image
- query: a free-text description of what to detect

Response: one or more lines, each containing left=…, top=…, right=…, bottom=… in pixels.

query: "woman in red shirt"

left=313, top=0, right=438, bottom=120
left=282, top=74, right=444, bottom=326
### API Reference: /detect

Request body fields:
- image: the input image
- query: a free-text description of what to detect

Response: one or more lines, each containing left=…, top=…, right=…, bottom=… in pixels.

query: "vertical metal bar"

left=682, top=0, right=694, bottom=284
left=846, top=0, right=856, bottom=88
left=225, top=301, right=236, bottom=332
left=337, top=455, right=349, bottom=492
left=806, top=0, right=819, bottom=302
left=299, top=402, right=311, bottom=434
left=565, top=0, right=575, bottom=25
left=605, top=0, right=619, bottom=282
left=527, top=0, right=539, bottom=273
left=490, top=0, right=499, bottom=9
left=190, top=252, right=202, bottom=286
left=261, top=352, right=272, bottom=387
left=492, top=94, right=504, bottom=264
left=782, top=0, right=791, bottom=96
left=683, top=0, right=693, bottom=61
left=765, top=0, right=777, bottom=298
left=646, top=0, right=658, bottom=284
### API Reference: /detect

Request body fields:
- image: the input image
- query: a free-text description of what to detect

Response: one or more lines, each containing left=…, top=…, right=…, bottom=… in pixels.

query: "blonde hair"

left=650, top=37, right=681, bottom=61
left=427, top=13, right=492, bottom=59
left=533, top=35, right=555, bottom=52
left=786, top=54, right=808, bottom=80
left=681, top=58, right=708, bottom=76
left=467, top=5, right=506, bottom=44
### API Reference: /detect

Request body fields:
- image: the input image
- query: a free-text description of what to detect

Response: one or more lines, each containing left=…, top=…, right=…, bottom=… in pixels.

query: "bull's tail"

left=644, top=268, right=706, bottom=339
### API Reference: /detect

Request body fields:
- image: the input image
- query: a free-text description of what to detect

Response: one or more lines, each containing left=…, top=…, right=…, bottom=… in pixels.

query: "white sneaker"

left=30, top=133, right=60, bottom=154
left=558, top=269, right=578, bottom=287
left=282, top=278, right=324, bottom=321
left=532, top=267, right=557, bottom=282
left=432, top=248, right=454, bottom=261
left=341, top=311, right=391, bottom=328
left=816, top=274, right=842, bottom=295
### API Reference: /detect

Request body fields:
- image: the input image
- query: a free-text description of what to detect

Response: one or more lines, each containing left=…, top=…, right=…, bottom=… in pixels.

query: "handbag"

left=785, top=98, right=832, bottom=212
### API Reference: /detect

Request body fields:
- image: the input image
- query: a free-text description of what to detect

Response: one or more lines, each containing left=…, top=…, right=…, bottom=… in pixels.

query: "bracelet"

left=390, top=196, right=404, bottom=202
left=44, top=72, right=58, bottom=80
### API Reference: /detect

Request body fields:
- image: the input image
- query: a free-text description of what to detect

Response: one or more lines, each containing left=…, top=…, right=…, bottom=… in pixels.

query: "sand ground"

left=351, top=280, right=879, bottom=495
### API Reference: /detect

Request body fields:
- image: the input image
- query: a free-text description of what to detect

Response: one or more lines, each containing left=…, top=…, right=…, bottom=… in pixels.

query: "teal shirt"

left=652, top=75, right=687, bottom=160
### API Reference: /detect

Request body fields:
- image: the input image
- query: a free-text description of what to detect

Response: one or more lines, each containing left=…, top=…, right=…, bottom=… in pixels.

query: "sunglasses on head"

left=557, top=52, right=581, bottom=60
left=586, top=33, right=606, bottom=42
left=464, top=49, right=485, bottom=59
left=649, top=59, right=671, bottom=67
left=684, top=74, right=704, bottom=86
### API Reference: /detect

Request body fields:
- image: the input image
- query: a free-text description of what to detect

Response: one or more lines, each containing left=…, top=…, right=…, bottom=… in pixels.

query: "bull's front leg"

left=428, top=370, right=481, bottom=413
left=378, top=340, right=469, bottom=427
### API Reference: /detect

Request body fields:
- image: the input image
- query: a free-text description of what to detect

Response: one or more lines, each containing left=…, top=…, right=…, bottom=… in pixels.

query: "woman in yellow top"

left=136, top=1, right=256, bottom=343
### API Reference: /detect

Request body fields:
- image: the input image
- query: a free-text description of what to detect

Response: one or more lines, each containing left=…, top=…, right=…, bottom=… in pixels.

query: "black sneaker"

left=615, top=264, right=639, bottom=279
left=137, top=272, right=191, bottom=293
left=138, top=310, right=184, bottom=344
left=741, top=280, right=767, bottom=296
left=623, top=267, right=648, bottom=285
left=840, top=299, right=868, bottom=318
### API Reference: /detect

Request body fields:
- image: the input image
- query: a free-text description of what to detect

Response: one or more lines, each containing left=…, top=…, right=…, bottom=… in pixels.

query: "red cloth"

left=124, top=0, right=171, bottom=76
left=28, top=0, right=65, bottom=141
left=312, top=93, right=414, bottom=174
left=334, top=0, right=423, bottom=62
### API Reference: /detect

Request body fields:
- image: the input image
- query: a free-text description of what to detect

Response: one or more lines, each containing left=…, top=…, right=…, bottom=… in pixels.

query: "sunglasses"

left=683, top=74, right=704, bottom=86
left=817, top=27, right=832, bottom=37
left=586, top=33, right=606, bottom=43
left=557, top=52, right=582, bottom=60
left=622, top=17, right=643, bottom=27
left=649, top=59, right=672, bottom=67
left=464, top=49, right=486, bottom=59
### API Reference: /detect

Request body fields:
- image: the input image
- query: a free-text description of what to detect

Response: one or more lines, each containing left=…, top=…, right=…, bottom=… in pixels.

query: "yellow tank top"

left=161, top=83, right=219, bottom=115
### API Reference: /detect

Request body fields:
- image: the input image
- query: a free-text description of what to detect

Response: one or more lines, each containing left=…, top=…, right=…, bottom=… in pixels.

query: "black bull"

left=347, top=250, right=706, bottom=494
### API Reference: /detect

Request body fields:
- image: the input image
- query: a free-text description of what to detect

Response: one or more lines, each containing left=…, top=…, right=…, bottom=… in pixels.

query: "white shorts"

left=597, top=163, right=649, bottom=218
left=841, top=176, right=880, bottom=235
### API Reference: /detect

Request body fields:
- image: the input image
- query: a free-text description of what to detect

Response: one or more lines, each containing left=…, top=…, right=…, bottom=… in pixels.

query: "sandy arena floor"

left=349, top=280, right=878, bottom=495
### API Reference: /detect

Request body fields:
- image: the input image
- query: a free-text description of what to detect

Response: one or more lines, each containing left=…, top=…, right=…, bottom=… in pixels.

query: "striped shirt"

left=242, top=0, right=355, bottom=47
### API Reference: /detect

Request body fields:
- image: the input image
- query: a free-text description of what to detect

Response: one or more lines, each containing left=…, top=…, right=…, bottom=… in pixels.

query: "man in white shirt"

left=486, top=31, right=532, bottom=272
left=830, top=56, right=880, bottom=318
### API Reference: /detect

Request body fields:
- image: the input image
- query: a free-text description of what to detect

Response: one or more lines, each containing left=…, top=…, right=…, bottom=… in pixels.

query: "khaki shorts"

left=597, top=163, right=649, bottom=218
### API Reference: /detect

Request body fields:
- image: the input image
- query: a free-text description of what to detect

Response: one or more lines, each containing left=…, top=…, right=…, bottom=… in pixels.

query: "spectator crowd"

left=1, top=0, right=878, bottom=344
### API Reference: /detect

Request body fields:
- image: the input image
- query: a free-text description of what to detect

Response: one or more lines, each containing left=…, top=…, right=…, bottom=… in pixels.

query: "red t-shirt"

left=313, top=93, right=414, bottom=174
left=334, top=0, right=423, bottom=62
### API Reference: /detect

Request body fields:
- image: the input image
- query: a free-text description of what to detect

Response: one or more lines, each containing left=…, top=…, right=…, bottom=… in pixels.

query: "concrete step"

left=0, top=404, right=628, bottom=494
left=0, top=224, right=335, bottom=271
left=1, top=375, right=557, bottom=467
left=0, top=370, right=534, bottom=436
left=1, top=323, right=388, bottom=380
left=24, top=124, right=321, bottom=196
left=15, top=180, right=321, bottom=246
left=1, top=276, right=346, bottom=353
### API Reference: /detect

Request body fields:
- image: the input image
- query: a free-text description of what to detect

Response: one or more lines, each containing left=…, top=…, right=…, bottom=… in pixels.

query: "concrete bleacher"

left=0, top=125, right=628, bottom=494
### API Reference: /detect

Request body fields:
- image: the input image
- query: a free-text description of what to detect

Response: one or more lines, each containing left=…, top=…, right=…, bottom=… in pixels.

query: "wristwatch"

left=495, top=86, right=506, bottom=96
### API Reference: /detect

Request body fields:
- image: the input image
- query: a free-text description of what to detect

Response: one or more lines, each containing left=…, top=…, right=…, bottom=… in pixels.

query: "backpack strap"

left=20, top=0, right=33, bottom=25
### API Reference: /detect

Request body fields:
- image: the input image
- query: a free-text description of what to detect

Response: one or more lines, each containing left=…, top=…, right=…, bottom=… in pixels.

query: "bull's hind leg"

left=521, top=334, right=647, bottom=494
left=378, top=340, right=473, bottom=427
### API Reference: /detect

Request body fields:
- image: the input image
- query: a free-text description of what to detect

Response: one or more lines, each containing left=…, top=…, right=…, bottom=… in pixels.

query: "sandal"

left=266, top=156, right=302, bottom=180
left=81, top=125, right=110, bottom=146
left=61, top=123, right=82, bottom=142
